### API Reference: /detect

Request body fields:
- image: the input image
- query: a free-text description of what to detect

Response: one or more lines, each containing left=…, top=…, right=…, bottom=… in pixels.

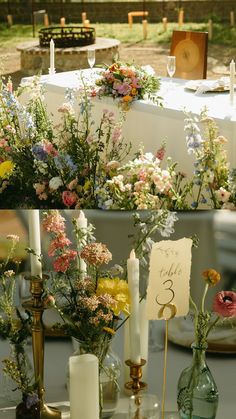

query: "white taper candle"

left=50, top=39, right=55, bottom=74
left=76, top=210, right=88, bottom=276
left=28, top=210, right=42, bottom=277
left=127, top=249, right=141, bottom=364
left=230, top=59, right=235, bottom=105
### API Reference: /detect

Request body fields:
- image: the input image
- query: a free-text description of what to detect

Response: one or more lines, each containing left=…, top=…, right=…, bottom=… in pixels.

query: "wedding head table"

left=21, top=69, right=236, bottom=177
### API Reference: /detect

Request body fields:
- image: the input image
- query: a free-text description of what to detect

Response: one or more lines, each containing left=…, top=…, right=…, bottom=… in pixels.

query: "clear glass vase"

left=177, top=343, right=219, bottom=419
left=67, top=339, right=121, bottom=418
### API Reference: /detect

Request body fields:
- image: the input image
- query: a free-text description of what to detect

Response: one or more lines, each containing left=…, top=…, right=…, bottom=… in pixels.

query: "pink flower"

left=43, top=295, right=55, bottom=307
left=215, top=187, right=231, bottom=203
left=53, top=249, right=77, bottom=272
left=67, top=178, right=78, bottom=191
left=80, top=242, right=112, bottom=266
left=42, top=210, right=66, bottom=233
left=156, top=147, right=165, bottom=161
left=48, top=233, right=72, bottom=256
left=34, top=183, right=46, bottom=195
left=62, top=191, right=78, bottom=207
left=213, top=291, right=236, bottom=318
left=43, top=141, right=58, bottom=157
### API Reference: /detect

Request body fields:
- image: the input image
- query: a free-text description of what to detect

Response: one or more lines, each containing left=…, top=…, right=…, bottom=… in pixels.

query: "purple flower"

left=116, top=83, right=131, bottom=96
left=32, top=144, right=47, bottom=161
left=26, top=393, right=39, bottom=409
left=54, top=154, right=77, bottom=174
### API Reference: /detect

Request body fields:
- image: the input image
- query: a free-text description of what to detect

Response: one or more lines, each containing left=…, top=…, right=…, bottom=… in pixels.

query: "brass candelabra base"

left=41, top=404, right=61, bottom=418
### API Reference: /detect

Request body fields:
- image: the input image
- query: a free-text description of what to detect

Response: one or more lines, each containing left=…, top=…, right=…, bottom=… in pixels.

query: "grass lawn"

left=1, top=21, right=236, bottom=50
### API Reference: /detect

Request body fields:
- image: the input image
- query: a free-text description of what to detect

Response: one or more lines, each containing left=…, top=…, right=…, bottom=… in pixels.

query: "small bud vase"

left=16, top=394, right=40, bottom=419
left=177, top=343, right=219, bottom=419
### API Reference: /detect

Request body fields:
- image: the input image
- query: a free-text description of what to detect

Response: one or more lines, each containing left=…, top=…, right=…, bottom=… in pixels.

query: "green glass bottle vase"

left=177, top=343, right=219, bottom=419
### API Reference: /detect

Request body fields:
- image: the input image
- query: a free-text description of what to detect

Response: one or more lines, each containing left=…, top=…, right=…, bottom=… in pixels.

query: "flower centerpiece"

left=94, top=62, right=162, bottom=109
left=184, top=110, right=236, bottom=209
left=177, top=269, right=236, bottom=419
left=0, top=234, right=39, bottom=417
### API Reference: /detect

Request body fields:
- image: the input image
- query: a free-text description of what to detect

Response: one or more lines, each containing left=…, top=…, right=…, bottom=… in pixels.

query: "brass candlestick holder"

left=22, top=276, right=61, bottom=419
left=125, top=359, right=147, bottom=419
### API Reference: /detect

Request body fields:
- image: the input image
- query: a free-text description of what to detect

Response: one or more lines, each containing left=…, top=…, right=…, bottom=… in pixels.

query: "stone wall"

left=1, top=1, right=236, bottom=24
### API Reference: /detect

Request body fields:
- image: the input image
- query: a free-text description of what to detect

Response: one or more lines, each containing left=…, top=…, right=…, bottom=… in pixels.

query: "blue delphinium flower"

left=32, top=144, right=47, bottom=161
left=54, top=154, right=77, bottom=174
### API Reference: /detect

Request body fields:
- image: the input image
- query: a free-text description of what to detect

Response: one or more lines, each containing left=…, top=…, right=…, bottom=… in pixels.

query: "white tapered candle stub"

left=127, top=249, right=141, bottom=364
left=28, top=210, right=42, bottom=277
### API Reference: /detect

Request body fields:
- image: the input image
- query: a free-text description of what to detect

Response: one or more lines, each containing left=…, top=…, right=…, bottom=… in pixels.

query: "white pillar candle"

left=49, top=39, right=55, bottom=75
left=230, top=59, right=235, bottom=105
left=76, top=210, right=87, bottom=275
left=127, top=249, right=141, bottom=364
left=28, top=210, right=42, bottom=277
left=69, top=354, right=99, bottom=419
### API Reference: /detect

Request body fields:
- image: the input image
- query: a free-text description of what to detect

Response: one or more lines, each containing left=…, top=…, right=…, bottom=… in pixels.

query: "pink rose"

left=43, top=142, right=58, bottom=157
left=62, top=191, right=78, bottom=207
left=213, top=291, right=236, bottom=318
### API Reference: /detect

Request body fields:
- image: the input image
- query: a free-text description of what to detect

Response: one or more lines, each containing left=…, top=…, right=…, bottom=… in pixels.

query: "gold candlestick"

left=22, top=276, right=61, bottom=419
left=125, top=359, right=147, bottom=419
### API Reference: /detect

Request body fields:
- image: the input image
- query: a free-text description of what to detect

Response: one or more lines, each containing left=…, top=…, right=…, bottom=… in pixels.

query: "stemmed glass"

left=87, top=48, right=96, bottom=69
left=167, top=55, right=176, bottom=82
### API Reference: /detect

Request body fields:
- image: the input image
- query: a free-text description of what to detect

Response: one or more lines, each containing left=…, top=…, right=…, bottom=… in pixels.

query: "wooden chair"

left=170, top=30, right=208, bottom=80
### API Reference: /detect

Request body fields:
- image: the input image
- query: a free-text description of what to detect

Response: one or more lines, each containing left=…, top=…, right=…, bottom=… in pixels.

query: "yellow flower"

left=0, top=160, right=14, bottom=178
left=122, top=95, right=132, bottom=103
left=202, top=269, right=221, bottom=286
left=97, top=277, right=130, bottom=316
left=83, top=180, right=91, bottom=191
left=103, top=326, right=116, bottom=335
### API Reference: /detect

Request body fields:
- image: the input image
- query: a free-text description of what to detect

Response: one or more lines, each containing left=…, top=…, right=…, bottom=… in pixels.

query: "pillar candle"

left=127, top=249, right=141, bottom=364
left=60, top=17, right=65, bottom=27
left=49, top=38, right=55, bottom=74
left=28, top=210, right=42, bottom=277
left=69, top=354, right=99, bottom=419
left=76, top=210, right=87, bottom=275
left=230, top=59, right=235, bottom=105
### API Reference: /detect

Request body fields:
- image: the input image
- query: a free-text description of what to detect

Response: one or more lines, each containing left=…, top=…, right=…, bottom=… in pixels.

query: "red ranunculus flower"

left=213, top=290, right=236, bottom=318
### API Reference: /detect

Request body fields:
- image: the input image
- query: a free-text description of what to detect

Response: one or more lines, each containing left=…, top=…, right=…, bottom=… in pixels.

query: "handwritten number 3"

left=155, top=279, right=175, bottom=306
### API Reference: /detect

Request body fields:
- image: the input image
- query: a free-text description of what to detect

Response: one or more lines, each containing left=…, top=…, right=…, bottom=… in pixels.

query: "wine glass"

left=87, top=48, right=96, bottom=69
left=167, top=55, right=176, bottom=82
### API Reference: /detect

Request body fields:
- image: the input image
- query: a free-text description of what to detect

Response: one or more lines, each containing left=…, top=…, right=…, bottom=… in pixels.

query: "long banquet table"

left=22, top=69, right=236, bottom=177
left=0, top=320, right=235, bottom=418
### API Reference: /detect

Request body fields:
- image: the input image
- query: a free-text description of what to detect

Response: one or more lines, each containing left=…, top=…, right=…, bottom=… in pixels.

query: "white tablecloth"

left=22, top=70, right=236, bottom=177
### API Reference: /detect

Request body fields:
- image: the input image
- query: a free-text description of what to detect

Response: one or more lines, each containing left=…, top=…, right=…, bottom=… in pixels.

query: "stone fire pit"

left=17, top=37, right=120, bottom=75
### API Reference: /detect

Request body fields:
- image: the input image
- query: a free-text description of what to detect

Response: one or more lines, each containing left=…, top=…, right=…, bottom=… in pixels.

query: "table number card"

left=146, top=238, right=192, bottom=319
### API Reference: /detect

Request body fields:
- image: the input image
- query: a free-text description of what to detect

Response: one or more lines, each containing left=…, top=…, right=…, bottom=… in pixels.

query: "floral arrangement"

left=189, top=269, right=236, bottom=348
left=40, top=209, right=177, bottom=361
left=94, top=62, right=162, bottom=109
left=184, top=111, right=236, bottom=210
left=0, top=75, right=235, bottom=209
left=0, top=77, right=131, bottom=209
left=0, top=234, right=38, bottom=406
